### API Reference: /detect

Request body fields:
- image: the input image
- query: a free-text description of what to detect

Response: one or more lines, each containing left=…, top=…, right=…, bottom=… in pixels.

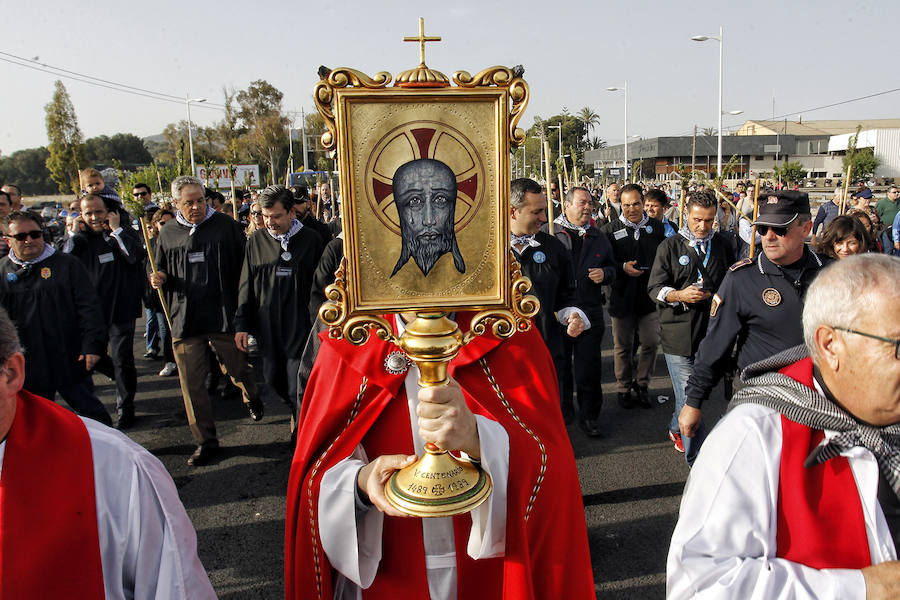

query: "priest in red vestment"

left=285, top=313, right=595, bottom=599
left=668, top=254, right=900, bottom=599
left=0, top=307, right=214, bottom=599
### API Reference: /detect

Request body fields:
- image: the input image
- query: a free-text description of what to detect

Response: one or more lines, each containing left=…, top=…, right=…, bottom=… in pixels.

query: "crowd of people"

left=1, top=168, right=900, bottom=597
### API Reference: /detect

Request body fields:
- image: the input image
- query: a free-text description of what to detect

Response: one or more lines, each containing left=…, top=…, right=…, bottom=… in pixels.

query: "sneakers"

left=668, top=430, right=685, bottom=453
left=159, top=362, right=177, bottom=377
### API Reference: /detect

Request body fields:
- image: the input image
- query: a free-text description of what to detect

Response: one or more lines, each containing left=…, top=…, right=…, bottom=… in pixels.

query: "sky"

left=3, top=0, right=898, bottom=155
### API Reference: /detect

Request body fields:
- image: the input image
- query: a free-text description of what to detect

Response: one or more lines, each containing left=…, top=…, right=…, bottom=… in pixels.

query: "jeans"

left=664, top=353, right=707, bottom=466
left=145, top=307, right=160, bottom=352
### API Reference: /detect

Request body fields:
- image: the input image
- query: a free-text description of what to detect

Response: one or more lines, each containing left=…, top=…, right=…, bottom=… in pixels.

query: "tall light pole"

left=185, top=95, right=207, bottom=176
left=606, top=82, right=627, bottom=182
left=691, top=27, right=724, bottom=176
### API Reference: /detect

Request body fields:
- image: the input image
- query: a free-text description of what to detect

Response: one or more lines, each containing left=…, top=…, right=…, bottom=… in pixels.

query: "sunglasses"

left=251, top=211, right=262, bottom=216
left=756, top=224, right=791, bottom=237
left=6, top=230, right=43, bottom=241
left=133, top=191, right=150, bottom=198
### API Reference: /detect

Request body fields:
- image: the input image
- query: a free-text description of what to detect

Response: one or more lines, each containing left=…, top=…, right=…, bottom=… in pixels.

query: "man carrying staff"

left=668, top=254, right=900, bottom=598
left=151, top=175, right=264, bottom=466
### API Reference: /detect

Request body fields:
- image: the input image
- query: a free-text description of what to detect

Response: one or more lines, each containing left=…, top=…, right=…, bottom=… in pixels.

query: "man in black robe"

left=235, top=185, right=323, bottom=425
left=510, top=179, right=586, bottom=421
left=150, top=176, right=263, bottom=466
left=0, top=211, right=110, bottom=424
left=64, top=193, right=144, bottom=428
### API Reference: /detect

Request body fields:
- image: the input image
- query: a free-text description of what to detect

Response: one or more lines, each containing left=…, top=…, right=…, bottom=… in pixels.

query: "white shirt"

left=319, top=361, right=510, bottom=600
left=0, top=417, right=215, bottom=600
left=667, top=403, right=895, bottom=600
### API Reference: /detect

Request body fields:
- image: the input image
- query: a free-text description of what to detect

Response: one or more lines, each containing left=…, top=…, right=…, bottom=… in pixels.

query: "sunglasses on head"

left=7, top=230, right=43, bottom=241
left=756, top=224, right=790, bottom=237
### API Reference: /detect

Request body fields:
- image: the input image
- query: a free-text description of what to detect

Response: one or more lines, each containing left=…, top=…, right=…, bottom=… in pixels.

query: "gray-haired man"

left=150, top=176, right=263, bottom=466
left=668, top=254, right=900, bottom=598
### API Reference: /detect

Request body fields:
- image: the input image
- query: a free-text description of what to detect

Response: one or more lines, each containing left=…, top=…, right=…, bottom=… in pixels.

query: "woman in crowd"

left=851, top=209, right=893, bottom=254
left=817, top=214, right=871, bottom=260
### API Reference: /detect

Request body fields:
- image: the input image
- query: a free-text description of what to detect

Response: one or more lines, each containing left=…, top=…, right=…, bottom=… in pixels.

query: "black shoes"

left=247, top=398, right=264, bottom=422
left=634, top=384, right=652, bottom=409
left=115, top=411, right=135, bottom=430
left=578, top=418, right=603, bottom=438
left=617, top=391, right=636, bottom=409
left=143, top=350, right=160, bottom=360
left=187, top=442, right=220, bottom=466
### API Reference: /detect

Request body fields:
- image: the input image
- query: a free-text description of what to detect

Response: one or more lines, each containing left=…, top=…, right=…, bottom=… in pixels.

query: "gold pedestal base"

left=384, top=443, right=492, bottom=517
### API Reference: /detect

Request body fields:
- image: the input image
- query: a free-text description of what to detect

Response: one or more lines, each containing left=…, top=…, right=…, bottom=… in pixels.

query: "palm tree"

left=578, top=107, right=600, bottom=141
left=701, top=126, right=717, bottom=137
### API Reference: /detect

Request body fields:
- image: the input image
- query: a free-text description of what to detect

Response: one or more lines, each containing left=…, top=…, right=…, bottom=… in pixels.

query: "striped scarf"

left=730, top=345, right=900, bottom=496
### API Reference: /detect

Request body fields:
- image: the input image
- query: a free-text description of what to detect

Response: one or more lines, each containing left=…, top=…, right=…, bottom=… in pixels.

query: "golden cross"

left=403, top=17, right=441, bottom=66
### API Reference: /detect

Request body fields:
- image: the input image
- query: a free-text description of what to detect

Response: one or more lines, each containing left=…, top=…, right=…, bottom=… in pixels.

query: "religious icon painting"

left=315, top=61, right=528, bottom=315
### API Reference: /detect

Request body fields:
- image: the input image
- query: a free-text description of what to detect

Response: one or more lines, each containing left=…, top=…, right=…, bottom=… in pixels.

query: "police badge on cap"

left=752, top=190, right=811, bottom=227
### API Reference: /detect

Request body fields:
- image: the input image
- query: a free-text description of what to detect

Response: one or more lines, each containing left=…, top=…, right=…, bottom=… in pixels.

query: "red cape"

left=284, top=316, right=595, bottom=599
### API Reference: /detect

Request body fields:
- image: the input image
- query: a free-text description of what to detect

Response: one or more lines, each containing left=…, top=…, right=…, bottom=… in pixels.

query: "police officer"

left=680, top=190, right=829, bottom=450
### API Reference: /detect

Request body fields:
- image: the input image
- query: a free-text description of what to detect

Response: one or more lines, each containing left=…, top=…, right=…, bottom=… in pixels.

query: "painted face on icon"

left=391, top=159, right=465, bottom=277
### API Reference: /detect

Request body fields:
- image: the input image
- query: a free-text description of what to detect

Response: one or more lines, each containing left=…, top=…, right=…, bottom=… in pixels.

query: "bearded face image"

left=390, top=159, right=466, bottom=277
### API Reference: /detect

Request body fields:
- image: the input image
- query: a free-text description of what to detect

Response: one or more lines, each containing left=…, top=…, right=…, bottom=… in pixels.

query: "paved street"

left=92, top=318, right=730, bottom=599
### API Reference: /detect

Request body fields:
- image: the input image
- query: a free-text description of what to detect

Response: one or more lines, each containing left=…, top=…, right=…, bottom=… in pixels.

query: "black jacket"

left=235, top=226, right=324, bottom=359
left=0, top=251, right=106, bottom=389
left=155, top=212, right=246, bottom=339
left=64, top=225, right=145, bottom=325
left=515, top=231, right=577, bottom=364
left=600, top=216, right=665, bottom=318
left=647, top=233, right=733, bottom=357
left=553, top=224, right=617, bottom=320
left=309, top=236, right=344, bottom=323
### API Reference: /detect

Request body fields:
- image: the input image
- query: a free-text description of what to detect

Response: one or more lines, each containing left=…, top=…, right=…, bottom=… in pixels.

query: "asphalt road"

left=95, top=317, right=731, bottom=599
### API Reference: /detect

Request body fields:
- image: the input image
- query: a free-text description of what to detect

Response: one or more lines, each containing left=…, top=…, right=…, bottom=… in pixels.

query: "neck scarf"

left=267, top=219, right=303, bottom=251
left=619, top=211, right=650, bottom=240
left=678, top=225, right=716, bottom=254
left=511, top=233, right=540, bottom=248
left=555, top=214, right=589, bottom=237
left=731, top=345, right=900, bottom=497
left=176, top=206, right=215, bottom=235
left=9, top=243, right=55, bottom=267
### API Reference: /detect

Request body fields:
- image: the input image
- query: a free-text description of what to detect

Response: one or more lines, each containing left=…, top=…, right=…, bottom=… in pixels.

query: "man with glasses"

left=0, top=211, right=110, bottom=425
left=680, top=191, right=829, bottom=450
left=876, top=186, right=900, bottom=231
left=668, top=254, right=900, bottom=598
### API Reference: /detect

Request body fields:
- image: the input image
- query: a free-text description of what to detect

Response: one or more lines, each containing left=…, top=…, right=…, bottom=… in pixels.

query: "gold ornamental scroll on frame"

left=314, top=20, right=537, bottom=517
left=316, top=69, right=530, bottom=318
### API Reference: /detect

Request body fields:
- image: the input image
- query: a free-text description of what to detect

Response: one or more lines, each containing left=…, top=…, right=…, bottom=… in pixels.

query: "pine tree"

left=44, top=80, right=86, bottom=194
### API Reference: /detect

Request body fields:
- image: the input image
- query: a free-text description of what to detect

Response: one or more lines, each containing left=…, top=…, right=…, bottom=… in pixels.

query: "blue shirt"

left=812, top=201, right=839, bottom=235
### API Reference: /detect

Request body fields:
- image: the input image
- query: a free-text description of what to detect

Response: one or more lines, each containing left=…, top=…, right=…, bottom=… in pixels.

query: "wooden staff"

left=678, top=188, right=686, bottom=229
left=840, top=163, right=852, bottom=215
left=711, top=188, right=753, bottom=224
left=544, top=139, right=555, bottom=235
left=139, top=217, right=173, bottom=334
left=749, top=180, right=761, bottom=259
left=561, top=158, right=570, bottom=197
left=229, top=165, right=239, bottom=221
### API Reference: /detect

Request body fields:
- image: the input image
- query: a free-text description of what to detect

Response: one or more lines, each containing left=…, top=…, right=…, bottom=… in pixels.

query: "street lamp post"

left=185, top=95, right=207, bottom=176
left=691, top=27, right=724, bottom=176
left=606, top=82, right=627, bottom=182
